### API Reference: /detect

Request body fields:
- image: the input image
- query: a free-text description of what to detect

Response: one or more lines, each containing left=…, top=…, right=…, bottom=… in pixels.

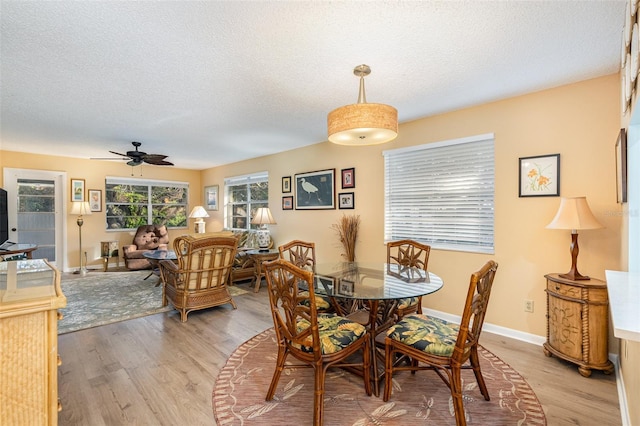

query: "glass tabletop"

left=142, top=250, right=177, bottom=260
left=314, top=262, right=443, bottom=300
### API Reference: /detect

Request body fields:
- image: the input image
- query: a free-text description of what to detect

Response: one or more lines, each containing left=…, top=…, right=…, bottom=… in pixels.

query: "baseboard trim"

left=422, top=307, right=546, bottom=346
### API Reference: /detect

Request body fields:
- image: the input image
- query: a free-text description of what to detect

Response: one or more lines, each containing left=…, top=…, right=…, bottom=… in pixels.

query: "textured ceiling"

left=0, top=1, right=627, bottom=170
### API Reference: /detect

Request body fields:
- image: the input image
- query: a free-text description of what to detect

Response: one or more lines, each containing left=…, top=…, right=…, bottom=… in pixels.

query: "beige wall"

left=0, top=151, right=202, bottom=270
left=203, top=74, right=621, bottom=339
left=0, top=74, right=621, bottom=342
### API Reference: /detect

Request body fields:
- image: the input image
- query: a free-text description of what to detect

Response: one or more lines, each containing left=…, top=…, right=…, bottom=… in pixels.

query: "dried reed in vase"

left=331, top=214, right=360, bottom=262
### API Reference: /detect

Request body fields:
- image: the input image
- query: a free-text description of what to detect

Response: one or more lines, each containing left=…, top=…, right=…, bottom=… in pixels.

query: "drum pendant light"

left=327, top=64, right=398, bottom=146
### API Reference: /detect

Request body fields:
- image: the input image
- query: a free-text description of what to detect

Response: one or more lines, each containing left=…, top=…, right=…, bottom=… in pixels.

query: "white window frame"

left=105, top=176, right=189, bottom=231
left=383, top=133, right=495, bottom=254
left=224, top=171, right=269, bottom=231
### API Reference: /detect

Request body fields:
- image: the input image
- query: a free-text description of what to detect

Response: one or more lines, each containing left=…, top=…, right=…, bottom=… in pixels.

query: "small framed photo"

left=616, top=128, right=627, bottom=203
left=88, top=189, right=102, bottom=212
left=338, top=192, right=354, bottom=209
left=341, top=167, right=355, bottom=189
left=282, top=176, right=291, bottom=193
left=205, top=185, right=219, bottom=211
left=282, top=196, right=293, bottom=210
left=518, top=154, right=560, bottom=197
left=71, top=178, right=85, bottom=202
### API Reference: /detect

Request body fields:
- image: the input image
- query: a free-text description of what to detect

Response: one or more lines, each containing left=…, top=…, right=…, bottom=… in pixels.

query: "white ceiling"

left=0, top=1, right=627, bottom=170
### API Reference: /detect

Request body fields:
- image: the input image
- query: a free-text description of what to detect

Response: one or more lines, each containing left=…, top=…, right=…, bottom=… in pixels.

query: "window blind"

left=383, top=134, right=495, bottom=254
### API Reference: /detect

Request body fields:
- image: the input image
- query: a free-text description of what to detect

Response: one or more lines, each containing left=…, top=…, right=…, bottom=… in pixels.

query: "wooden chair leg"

left=266, top=345, right=287, bottom=400
left=450, top=365, right=466, bottom=426
left=383, top=342, right=394, bottom=401
left=469, top=345, right=490, bottom=400
left=362, top=338, right=372, bottom=396
left=313, top=362, right=325, bottom=426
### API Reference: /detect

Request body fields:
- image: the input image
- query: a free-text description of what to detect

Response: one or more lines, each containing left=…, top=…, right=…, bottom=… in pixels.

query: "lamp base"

left=194, top=221, right=206, bottom=234
left=256, top=229, right=270, bottom=250
left=559, top=271, right=590, bottom=281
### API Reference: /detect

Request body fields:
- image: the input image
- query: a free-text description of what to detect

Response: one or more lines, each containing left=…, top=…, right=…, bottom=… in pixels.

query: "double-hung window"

left=105, top=177, right=188, bottom=230
left=383, top=133, right=495, bottom=254
left=224, top=172, right=269, bottom=230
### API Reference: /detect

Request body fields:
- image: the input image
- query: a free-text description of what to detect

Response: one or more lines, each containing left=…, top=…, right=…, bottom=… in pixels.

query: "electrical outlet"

left=524, top=299, right=534, bottom=313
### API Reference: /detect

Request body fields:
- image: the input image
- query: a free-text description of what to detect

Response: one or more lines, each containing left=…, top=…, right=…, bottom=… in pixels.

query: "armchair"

left=122, top=224, right=169, bottom=270
left=159, top=235, right=238, bottom=322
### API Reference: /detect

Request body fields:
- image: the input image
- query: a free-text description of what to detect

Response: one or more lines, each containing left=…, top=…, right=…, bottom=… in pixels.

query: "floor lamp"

left=70, top=201, right=92, bottom=275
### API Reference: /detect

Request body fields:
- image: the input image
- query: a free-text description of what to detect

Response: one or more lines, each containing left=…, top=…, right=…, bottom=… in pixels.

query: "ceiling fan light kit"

left=327, top=64, right=398, bottom=146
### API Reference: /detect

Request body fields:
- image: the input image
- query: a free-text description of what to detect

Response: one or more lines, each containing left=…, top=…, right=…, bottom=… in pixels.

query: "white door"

left=3, top=168, right=66, bottom=268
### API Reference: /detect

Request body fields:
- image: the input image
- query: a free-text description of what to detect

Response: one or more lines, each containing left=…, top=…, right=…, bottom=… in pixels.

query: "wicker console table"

left=0, top=259, right=66, bottom=425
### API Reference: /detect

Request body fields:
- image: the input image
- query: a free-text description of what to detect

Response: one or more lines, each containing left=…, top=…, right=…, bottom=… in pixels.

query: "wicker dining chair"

left=159, top=235, right=238, bottom=322
left=386, top=239, right=431, bottom=319
left=383, top=260, right=498, bottom=426
left=278, top=240, right=333, bottom=312
left=263, top=258, right=372, bottom=426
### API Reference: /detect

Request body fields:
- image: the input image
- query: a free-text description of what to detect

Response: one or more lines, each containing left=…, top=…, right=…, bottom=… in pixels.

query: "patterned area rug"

left=58, top=270, right=248, bottom=334
left=213, top=328, right=546, bottom=425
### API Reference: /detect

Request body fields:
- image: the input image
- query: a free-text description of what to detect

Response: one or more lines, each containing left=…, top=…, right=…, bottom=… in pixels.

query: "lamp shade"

left=70, top=201, right=92, bottom=216
left=251, top=207, right=276, bottom=226
left=327, top=103, right=398, bottom=145
left=188, top=206, right=209, bottom=219
left=546, top=197, right=603, bottom=230
left=327, top=64, right=398, bottom=146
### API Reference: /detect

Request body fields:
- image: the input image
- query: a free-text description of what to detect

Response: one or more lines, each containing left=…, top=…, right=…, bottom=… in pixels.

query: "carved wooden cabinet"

left=543, top=273, right=614, bottom=377
left=0, top=259, right=66, bottom=425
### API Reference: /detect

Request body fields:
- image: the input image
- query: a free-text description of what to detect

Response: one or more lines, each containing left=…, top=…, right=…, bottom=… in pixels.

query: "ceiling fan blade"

left=108, top=151, right=130, bottom=157
left=143, top=158, right=174, bottom=166
left=142, top=154, right=168, bottom=161
left=90, top=157, right=129, bottom=161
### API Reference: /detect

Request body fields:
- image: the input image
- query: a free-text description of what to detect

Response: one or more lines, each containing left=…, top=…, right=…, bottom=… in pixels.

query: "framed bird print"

left=294, top=169, right=335, bottom=210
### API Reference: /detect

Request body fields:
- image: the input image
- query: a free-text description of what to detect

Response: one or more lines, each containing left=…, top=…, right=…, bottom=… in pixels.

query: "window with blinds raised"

left=383, top=133, right=495, bottom=254
left=224, top=172, right=269, bottom=231
left=105, top=177, right=188, bottom=230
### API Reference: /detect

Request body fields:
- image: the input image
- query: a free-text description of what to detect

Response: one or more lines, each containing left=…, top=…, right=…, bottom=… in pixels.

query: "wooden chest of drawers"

left=0, top=259, right=66, bottom=425
left=543, top=273, right=614, bottom=377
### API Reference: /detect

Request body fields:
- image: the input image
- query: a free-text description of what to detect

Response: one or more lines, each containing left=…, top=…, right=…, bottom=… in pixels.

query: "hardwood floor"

left=58, top=282, right=622, bottom=425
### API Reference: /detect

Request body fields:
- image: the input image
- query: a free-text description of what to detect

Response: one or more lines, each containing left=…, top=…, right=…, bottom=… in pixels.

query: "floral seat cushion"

left=297, top=290, right=332, bottom=311
left=396, top=296, right=419, bottom=310
left=386, top=313, right=459, bottom=357
left=294, top=314, right=367, bottom=355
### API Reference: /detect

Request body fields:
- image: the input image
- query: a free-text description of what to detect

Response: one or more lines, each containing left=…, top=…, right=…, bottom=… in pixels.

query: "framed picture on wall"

left=282, top=196, right=293, bottom=210
left=616, top=128, right=628, bottom=203
left=282, top=176, right=291, bottom=193
left=88, top=189, right=102, bottom=212
left=518, top=154, right=560, bottom=197
left=294, top=169, right=335, bottom=210
left=341, top=168, right=355, bottom=189
left=205, top=185, right=219, bottom=211
left=338, top=192, right=354, bottom=209
left=71, top=178, right=85, bottom=202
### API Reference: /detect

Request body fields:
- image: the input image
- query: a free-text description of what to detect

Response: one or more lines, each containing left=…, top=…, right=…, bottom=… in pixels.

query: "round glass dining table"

left=313, top=261, right=444, bottom=396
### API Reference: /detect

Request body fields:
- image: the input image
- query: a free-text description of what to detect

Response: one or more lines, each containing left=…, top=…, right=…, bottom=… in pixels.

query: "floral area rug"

left=213, top=328, right=546, bottom=425
left=58, top=270, right=248, bottom=334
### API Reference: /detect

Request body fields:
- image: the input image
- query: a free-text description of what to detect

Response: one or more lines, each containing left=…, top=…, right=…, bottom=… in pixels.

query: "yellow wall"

left=203, top=74, right=621, bottom=339
left=0, top=74, right=621, bottom=343
left=0, top=151, right=202, bottom=270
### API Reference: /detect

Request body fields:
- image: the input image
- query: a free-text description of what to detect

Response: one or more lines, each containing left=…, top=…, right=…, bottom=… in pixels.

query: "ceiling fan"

left=92, top=141, right=174, bottom=166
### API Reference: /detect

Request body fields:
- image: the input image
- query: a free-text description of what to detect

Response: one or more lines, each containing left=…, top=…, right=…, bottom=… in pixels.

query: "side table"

left=142, top=250, right=177, bottom=287
left=247, top=249, right=279, bottom=292
left=543, top=273, right=614, bottom=377
left=100, top=241, right=119, bottom=271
